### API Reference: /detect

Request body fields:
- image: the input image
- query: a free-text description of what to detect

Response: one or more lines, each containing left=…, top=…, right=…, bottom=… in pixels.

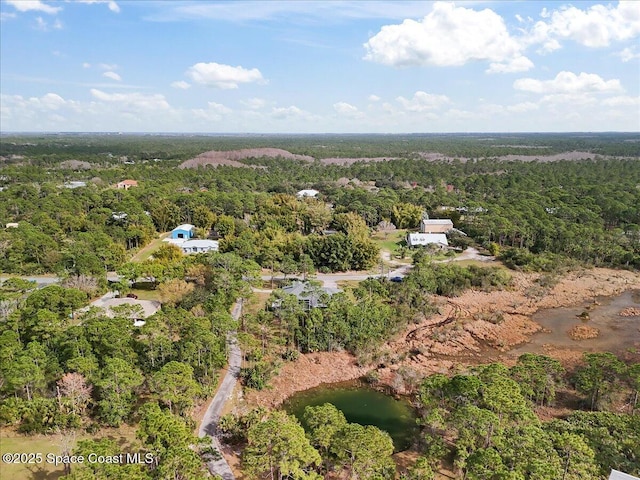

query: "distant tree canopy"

left=1, top=133, right=639, bottom=276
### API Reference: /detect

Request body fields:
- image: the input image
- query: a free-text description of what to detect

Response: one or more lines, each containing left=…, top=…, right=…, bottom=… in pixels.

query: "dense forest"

left=1, top=133, right=639, bottom=276
left=1, top=134, right=639, bottom=479
left=217, top=351, right=640, bottom=480
left=0, top=252, right=256, bottom=478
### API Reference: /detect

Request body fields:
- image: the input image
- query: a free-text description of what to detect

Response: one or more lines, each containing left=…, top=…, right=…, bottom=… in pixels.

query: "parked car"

left=390, top=276, right=403, bottom=283
left=126, top=293, right=138, bottom=299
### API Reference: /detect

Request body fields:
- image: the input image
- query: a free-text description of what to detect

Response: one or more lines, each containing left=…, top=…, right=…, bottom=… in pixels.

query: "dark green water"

left=282, top=381, right=418, bottom=451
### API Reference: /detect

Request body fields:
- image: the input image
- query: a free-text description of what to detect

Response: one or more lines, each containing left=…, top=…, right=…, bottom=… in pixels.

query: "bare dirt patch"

left=58, top=159, right=93, bottom=170
left=244, top=352, right=368, bottom=409
left=319, top=157, right=397, bottom=165
left=243, top=268, right=639, bottom=409
left=394, top=268, right=638, bottom=365
left=417, top=151, right=600, bottom=163
left=620, top=307, right=640, bottom=317
left=178, top=148, right=314, bottom=169
left=567, top=324, right=600, bottom=340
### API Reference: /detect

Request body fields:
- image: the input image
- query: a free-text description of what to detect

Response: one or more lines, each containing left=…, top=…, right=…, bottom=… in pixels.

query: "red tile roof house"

left=116, top=179, right=138, bottom=190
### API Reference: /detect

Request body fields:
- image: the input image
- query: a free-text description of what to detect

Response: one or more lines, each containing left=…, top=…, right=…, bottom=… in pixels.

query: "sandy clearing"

left=178, top=148, right=314, bottom=169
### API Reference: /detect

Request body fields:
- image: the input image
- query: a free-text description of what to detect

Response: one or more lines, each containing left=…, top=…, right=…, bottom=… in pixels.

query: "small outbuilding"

left=171, top=224, right=195, bottom=240
left=407, top=233, right=449, bottom=248
left=180, top=239, right=219, bottom=254
left=5, top=222, right=19, bottom=228
left=420, top=219, right=453, bottom=233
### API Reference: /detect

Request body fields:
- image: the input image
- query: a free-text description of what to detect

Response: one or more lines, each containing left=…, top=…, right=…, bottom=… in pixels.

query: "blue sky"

left=1, top=0, right=639, bottom=133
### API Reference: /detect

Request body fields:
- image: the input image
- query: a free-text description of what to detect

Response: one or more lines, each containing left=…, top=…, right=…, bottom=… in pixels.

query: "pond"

left=282, top=380, right=419, bottom=451
left=512, top=289, right=640, bottom=355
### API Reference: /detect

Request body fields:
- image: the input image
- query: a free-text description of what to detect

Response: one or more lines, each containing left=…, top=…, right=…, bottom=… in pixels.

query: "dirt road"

left=198, top=301, right=242, bottom=480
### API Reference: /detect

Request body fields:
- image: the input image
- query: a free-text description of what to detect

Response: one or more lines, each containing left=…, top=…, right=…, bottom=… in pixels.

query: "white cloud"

left=90, top=89, right=170, bottom=110
left=97, top=63, right=118, bottom=71
left=241, top=97, right=266, bottom=109
left=146, top=2, right=462, bottom=23
left=1, top=12, right=18, bottom=21
left=6, top=0, right=61, bottom=14
left=271, top=105, right=306, bottom=119
left=528, top=1, right=640, bottom=51
left=39, top=93, right=66, bottom=109
left=486, top=56, right=534, bottom=74
left=363, top=2, right=530, bottom=71
left=514, top=71, right=623, bottom=94
left=207, top=101, right=232, bottom=114
left=602, top=95, right=640, bottom=107
left=506, top=101, right=539, bottom=113
left=34, top=16, right=62, bottom=30
left=333, top=102, right=360, bottom=116
left=171, top=80, right=191, bottom=90
left=74, top=1, right=120, bottom=13
left=368, top=94, right=381, bottom=102
left=103, top=71, right=122, bottom=81
left=191, top=101, right=232, bottom=122
left=444, top=109, right=478, bottom=120
left=186, top=62, right=264, bottom=89
left=617, top=46, right=640, bottom=62
left=82, top=62, right=91, bottom=69
left=396, top=91, right=450, bottom=111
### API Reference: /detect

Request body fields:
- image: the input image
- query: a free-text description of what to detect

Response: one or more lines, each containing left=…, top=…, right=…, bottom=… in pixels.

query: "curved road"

left=198, top=301, right=242, bottom=480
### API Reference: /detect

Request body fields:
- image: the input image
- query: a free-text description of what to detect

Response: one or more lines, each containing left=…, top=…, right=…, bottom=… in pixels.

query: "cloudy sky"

left=1, top=0, right=639, bottom=133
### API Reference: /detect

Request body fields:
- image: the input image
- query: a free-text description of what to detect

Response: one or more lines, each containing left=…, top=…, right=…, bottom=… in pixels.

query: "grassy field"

left=371, top=229, right=407, bottom=253
left=0, top=425, right=138, bottom=480
left=127, top=288, right=161, bottom=302
left=243, top=292, right=271, bottom=316
left=129, top=233, right=169, bottom=263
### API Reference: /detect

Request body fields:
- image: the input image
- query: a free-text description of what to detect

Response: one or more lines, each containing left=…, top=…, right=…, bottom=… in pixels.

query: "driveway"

left=198, top=300, right=242, bottom=480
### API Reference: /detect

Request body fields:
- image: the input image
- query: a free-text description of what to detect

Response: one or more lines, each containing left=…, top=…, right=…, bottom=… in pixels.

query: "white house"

left=420, top=219, right=453, bottom=233
left=407, top=233, right=449, bottom=248
left=180, top=239, right=219, bottom=254
left=297, top=189, right=319, bottom=198
left=5, top=222, right=19, bottom=228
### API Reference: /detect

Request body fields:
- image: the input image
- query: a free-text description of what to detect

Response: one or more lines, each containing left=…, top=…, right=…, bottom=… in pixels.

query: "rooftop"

left=422, top=219, right=453, bottom=224
left=172, top=224, right=195, bottom=231
left=99, top=298, right=161, bottom=319
left=181, top=239, right=219, bottom=248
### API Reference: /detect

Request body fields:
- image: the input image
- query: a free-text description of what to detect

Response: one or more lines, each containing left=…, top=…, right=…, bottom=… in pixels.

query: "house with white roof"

left=407, top=233, right=449, bottom=248
left=609, top=470, right=639, bottom=480
left=180, top=239, right=219, bottom=254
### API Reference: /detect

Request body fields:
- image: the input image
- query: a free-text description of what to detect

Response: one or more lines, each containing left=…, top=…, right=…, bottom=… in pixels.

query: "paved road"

left=261, top=263, right=412, bottom=289
left=198, top=300, right=242, bottom=480
left=0, top=275, right=60, bottom=286
left=259, top=248, right=492, bottom=289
